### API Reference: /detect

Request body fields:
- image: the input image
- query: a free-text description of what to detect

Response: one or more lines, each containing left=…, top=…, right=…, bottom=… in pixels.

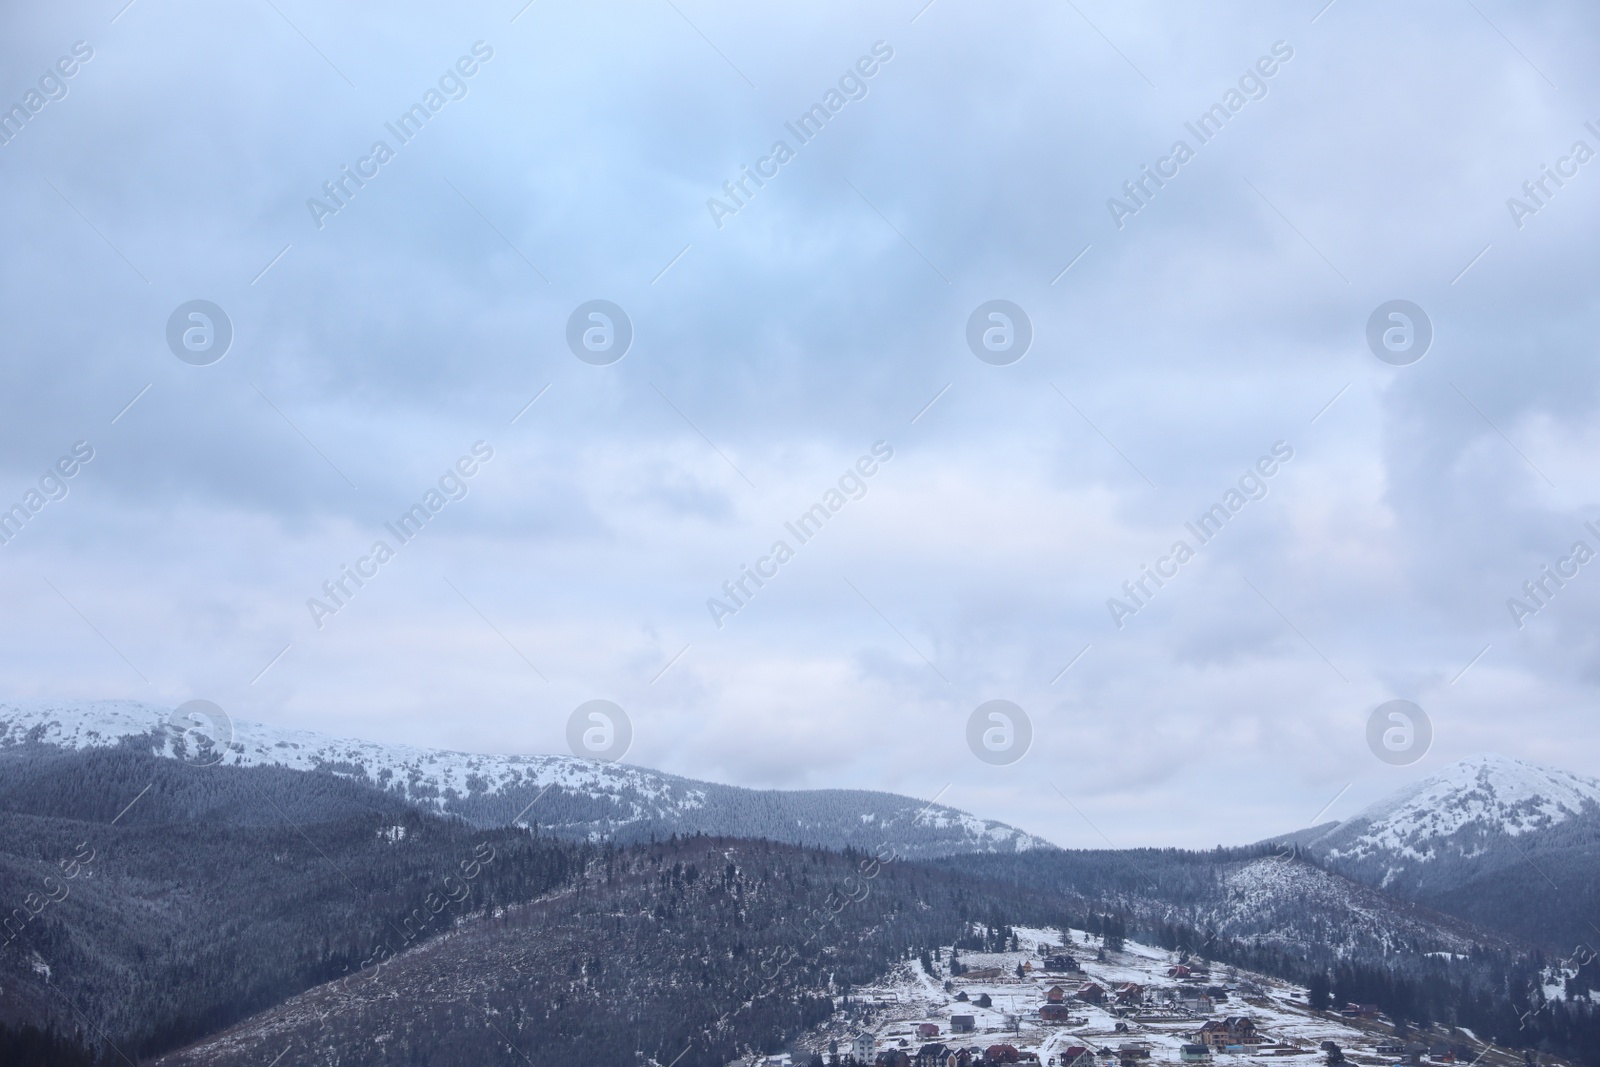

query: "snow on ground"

left=1325, top=756, right=1600, bottom=864
left=786, top=927, right=1533, bottom=1067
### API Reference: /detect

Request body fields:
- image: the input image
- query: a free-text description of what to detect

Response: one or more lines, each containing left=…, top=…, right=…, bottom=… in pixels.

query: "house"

left=1045, top=955, right=1082, bottom=973
left=1040, top=1003, right=1076, bottom=1024
left=1375, top=1045, right=1405, bottom=1057
left=918, top=1024, right=942, bottom=1039
left=1060, top=1047, right=1093, bottom=1067
left=853, top=1034, right=877, bottom=1063
left=955, top=991, right=970, bottom=1002
left=1115, top=983, right=1143, bottom=1006
left=1116, top=1044, right=1152, bottom=1067
left=985, top=1045, right=1021, bottom=1064
left=877, top=1053, right=912, bottom=1067
left=916, top=1043, right=949, bottom=1067
left=1076, top=983, right=1106, bottom=1004
left=1339, top=1004, right=1381, bottom=1020
left=1197, top=1017, right=1259, bottom=1051
left=975, top=994, right=993, bottom=1008
left=1176, top=990, right=1214, bottom=1015
left=951, top=1015, right=976, bottom=1034
left=1168, top=965, right=1192, bottom=979
left=1045, top=986, right=1067, bottom=1004
left=1205, top=986, right=1229, bottom=1002
left=1181, top=1046, right=1211, bottom=1063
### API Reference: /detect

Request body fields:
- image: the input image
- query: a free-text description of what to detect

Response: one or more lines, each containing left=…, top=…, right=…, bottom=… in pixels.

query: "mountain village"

left=4, top=702, right=1598, bottom=1067
left=754, top=928, right=1552, bottom=1067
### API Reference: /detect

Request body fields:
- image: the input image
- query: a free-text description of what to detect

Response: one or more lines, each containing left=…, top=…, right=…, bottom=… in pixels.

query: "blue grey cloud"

left=1, top=0, right=1598, bottom=847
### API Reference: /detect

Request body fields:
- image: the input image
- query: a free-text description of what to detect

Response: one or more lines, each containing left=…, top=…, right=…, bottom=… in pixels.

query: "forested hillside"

left=154, top=835, right=1600, bottom=1067
left=939, top=846, right=1600, bottom=1066
left=937, top=844, right=1527, bottom=959
left=0, top=745, right=590, bottom=1062
left=0, top=743, right=1059, bottom=1065
left=2, top=739, right=1594, bottom=1067
left=153, top=835, right=1070, bottom=1067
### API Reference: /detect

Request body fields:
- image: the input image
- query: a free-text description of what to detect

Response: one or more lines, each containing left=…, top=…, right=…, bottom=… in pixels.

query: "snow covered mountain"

left=0, top=698, right=1050, bottom=858
left=1309, top=755, right=1600, bottom=868
left=1272, top=755, right=1600, bottom=949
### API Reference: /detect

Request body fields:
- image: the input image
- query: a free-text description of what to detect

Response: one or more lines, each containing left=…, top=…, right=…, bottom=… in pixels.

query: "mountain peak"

left=1352, top=754, right=1600, bottom=836
left=1307, top=753, right=1600, bottom=868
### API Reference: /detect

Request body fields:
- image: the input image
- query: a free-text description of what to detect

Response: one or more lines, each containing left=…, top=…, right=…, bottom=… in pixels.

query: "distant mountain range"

left=0, top=700, right=1594, bottom=1066
left=6, top=702, right=1596, bottom=951
left=1265, top=755, right=1600, bottom=951
left=0, top=699, right=1049, bottom=859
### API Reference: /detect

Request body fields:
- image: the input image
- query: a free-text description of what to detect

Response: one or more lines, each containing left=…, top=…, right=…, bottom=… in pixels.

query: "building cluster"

left=813, top=1000, right=1269, bottom=1067
left=772, top=943, right=1482, bottom=1067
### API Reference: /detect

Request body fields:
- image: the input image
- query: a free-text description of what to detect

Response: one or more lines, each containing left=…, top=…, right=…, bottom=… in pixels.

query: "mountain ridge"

left=0, top=699, right=1051, bottom=858
left=0, top=725, right=1587, bottom=1065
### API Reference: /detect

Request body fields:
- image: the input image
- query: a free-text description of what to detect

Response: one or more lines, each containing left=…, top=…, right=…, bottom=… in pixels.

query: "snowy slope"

left=1271, top=756, right=1600, bottom=949
left=802, top=926, right=1530, bottom=1067
left=0, top=699, right=1049, bottom=857
left=1312, top=756, right=1600, bottom=866
left=1188, top=855, right=1515, bottom=957
left=0, top=696, right=694, bottom=808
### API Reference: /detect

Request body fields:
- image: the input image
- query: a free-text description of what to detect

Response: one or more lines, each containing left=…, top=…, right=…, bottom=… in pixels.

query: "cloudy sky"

left=2, top=0, right=1597, bottom=849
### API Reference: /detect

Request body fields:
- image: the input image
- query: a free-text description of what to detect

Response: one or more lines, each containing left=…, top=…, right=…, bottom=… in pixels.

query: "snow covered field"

left=784, top=927, right=1545, bottom=1067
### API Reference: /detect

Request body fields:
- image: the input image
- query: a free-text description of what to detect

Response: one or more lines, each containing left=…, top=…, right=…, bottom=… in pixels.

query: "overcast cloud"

left=2, top=0, right=1598, bottom=848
